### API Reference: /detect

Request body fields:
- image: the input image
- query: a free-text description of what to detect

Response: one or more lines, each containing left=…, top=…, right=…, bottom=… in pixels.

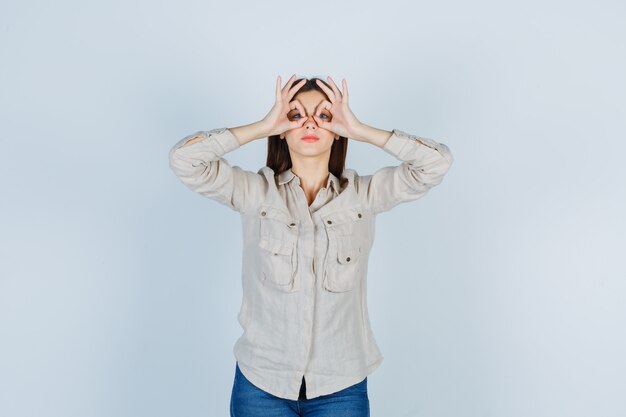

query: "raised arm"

left=310, top=76, right=454, bottom=215
left=168, top=121, right=269, bottom=214
left=168, top=75, right=312, bottom=214
left=354, top=123, right=454, bottom=214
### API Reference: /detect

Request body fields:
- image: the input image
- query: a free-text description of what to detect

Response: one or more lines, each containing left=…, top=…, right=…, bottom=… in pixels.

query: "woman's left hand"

left=314, top=77, right=364, bottom=140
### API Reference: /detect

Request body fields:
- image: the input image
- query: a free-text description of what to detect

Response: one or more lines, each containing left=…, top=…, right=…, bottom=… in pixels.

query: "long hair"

left=265, top=77, right=348, bottom=179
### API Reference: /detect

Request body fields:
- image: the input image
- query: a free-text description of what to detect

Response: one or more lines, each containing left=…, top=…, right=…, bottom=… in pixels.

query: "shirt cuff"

left=211, top=127, right=241, bottom=154
left=175, top=127, right=241, bottom=155
left=382, top=128, right=445, bottom=160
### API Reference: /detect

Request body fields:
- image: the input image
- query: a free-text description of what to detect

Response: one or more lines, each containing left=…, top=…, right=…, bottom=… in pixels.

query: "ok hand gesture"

left=313, top=77, right=363, bottom=140
left=261, top=74, right=310, bottom=137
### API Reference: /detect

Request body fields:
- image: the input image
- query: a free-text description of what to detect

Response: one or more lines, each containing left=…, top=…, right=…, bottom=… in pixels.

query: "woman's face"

left=280, top=90, right=339, bottom=158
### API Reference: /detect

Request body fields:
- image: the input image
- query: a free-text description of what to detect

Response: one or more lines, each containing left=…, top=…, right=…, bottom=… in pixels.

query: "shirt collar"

left=278, top=168, right=340, bottom=195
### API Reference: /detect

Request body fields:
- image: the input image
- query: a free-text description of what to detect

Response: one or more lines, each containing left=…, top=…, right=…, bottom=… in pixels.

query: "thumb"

left=314, top=115, right=331, bottom=130
left=288, top=116, right=308, bottom=130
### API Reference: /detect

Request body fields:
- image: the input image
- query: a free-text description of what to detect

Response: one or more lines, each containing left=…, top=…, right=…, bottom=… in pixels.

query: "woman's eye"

left=290, top=112, right=330, bottom=120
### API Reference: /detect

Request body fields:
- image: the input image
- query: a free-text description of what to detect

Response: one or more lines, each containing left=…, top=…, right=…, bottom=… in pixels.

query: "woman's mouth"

left=302, top=135, right=319, bottom=142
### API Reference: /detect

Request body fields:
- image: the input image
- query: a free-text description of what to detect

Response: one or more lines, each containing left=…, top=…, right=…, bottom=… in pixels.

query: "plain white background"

left=1, top=1, right=625, bottom=416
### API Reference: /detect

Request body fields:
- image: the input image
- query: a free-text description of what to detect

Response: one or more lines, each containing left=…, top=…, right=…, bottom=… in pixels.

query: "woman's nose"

left=303, top=115, right=318, bottom=128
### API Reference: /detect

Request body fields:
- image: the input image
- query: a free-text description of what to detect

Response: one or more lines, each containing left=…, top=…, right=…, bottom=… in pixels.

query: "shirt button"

left=326, top=220, right=332, bottom=225
left=261, top=211, right=266, bottom=216
left=346, top=256, right=351, bottom=262
left=357, top=213, right=362, bottom=218
left=289, top=222, right=296, bottom=227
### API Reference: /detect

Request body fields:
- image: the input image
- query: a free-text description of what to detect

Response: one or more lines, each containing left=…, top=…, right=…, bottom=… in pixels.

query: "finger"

left=342, top=78, right=349, bottom=103
left=327, top=76, right=342, bottom=101
left=275, top=75, right=281, bottom=99
left=281, top=74, right=297, bottom=95
left=316, top=100, right=332, bottom=114
left=315, top=79, right=336, bottom=102
left=290, top=99, right=306, bottom=116
left=287, top=79, right=307, bottom=101
left=313, top=115, right=331, bottom=130
left=289, top=116, right=308, bottom=130
left=316, top=78, right=335, bottom=101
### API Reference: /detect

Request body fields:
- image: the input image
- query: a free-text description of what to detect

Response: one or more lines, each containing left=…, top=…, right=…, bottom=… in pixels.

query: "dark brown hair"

left=265, top=77, right=348, bottom=179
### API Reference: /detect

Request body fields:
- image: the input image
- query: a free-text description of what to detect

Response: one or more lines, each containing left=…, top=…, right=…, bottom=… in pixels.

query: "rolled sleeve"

left=168, top=127, right=264, bottom=214
left=359, top=129, right=454, bottom=214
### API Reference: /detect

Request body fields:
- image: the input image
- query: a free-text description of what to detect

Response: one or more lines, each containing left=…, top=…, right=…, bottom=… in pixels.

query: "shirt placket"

left=289, top=179, right=319, bottom=390
left=292, top=177, right=342, bottom=396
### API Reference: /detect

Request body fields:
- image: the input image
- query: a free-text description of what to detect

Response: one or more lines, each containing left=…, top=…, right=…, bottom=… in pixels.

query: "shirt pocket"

left=321, top=207, right=365, bottom=293
left=258, top=236, right=298, bottom=292
left=257, top=204, right=300, bottom=292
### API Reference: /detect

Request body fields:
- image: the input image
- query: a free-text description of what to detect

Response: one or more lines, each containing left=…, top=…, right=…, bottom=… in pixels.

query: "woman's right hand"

left=261, top=74, right=309, bottom=137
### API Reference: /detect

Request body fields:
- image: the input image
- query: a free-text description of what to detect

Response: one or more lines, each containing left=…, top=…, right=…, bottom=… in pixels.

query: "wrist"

left=256, top=119, right=273, bottom=137
left=230, top=120, right=272, bottom=145
left=354, top=123, right=392, bottom=148
left=350, top=122, right=368, bottom=141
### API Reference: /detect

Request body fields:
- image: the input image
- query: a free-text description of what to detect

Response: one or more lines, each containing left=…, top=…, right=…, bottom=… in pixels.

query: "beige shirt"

left=168, top=127, right=453, bottom=400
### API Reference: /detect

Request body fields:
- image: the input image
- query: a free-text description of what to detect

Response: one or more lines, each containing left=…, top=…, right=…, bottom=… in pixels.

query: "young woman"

left=168, top=74, right=454, bottom=417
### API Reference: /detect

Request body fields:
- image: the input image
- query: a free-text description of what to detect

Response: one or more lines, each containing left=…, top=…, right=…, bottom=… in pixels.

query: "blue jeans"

left=230, top=362, right=370, bottom=417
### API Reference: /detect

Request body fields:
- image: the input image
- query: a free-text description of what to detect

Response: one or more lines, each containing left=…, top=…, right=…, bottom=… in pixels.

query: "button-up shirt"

left=168, top=127, right=453, bottom=400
